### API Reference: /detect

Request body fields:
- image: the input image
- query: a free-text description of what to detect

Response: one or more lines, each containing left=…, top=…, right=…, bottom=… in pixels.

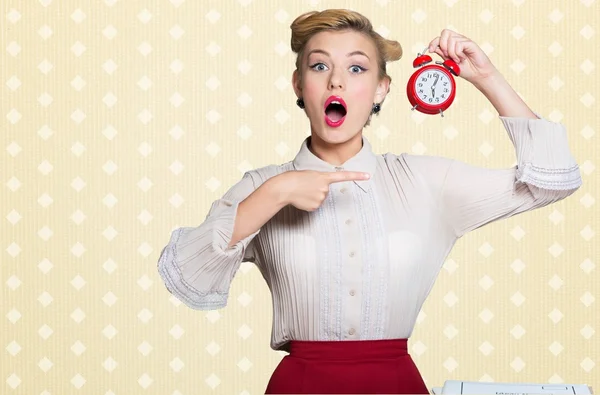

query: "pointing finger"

left=326, top=171, right=370, bottom=184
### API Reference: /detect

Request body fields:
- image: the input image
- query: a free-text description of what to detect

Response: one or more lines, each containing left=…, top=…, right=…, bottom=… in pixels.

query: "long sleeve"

left=441, top=113, right=582, bottom=237
left=400, top=113, right=582, bottom=239
left=157, top=171, right=261, bottom=310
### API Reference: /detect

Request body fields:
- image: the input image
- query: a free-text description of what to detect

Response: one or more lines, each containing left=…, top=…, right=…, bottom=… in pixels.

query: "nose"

left=328, top=70, right=344, bottom=90
left=329, top=80, right=343, bottom=89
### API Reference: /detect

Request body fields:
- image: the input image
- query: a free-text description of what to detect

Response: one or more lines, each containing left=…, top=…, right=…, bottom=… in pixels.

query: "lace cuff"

left=157, top=228, right=230, bottom=310
left=157, top=198, right=260, bottom=311
left=516, top=162, right=582, bottom=190
left=500, top=112, right=582, bottom=193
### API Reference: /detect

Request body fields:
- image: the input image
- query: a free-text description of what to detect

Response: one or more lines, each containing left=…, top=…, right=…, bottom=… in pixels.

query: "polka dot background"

left=2, top=0, right=598, bottom=394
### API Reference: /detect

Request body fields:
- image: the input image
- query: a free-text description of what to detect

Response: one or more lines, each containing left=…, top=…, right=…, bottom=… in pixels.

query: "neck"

left=308, top=133, right=363, bottom=166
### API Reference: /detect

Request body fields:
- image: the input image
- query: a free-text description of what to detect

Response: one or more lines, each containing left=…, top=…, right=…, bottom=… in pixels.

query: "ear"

left=292, top=69, right=302, bottom=99
left=374, top=76, right=390, bottom=104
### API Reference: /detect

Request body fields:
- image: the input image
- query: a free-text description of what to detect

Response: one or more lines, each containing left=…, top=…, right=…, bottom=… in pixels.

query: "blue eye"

left=350, top=65, right=366, bottom=73
left=310, top=63, right=328, bottom=71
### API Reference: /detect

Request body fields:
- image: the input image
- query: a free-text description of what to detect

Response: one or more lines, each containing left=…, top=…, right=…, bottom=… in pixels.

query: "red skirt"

left=264, top=338, right=429, bottom=394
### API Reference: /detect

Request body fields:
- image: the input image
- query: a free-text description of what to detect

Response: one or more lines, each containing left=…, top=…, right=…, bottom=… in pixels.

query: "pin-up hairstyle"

left=290, top=9, right=403, bottom=87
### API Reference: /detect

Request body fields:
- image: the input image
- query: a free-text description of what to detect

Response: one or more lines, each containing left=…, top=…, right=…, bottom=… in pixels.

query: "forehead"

left=304, top=30, right=377, bottom=58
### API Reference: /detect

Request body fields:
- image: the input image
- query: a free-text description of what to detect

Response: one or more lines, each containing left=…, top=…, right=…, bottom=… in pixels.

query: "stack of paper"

left=430, top=380, right=593, bottom=394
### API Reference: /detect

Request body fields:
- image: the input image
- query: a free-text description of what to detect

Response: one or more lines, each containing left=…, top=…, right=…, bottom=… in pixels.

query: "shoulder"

left=381, top=152, right=454, bottom=175
left=379, top=152, right=457, bottom=197
left=243, top=161, right=295, bottom=187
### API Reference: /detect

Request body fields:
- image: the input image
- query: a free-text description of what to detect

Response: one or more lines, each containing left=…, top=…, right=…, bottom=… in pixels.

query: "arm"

left=402, top=107, right=582, bottom=239
left=157, top=171, right=285, bottom=310
left=473, top=70, right=537, bottom=119
left=410, top=114, right=582, bottom=238
left=228, top=174, right=289, bottom=247
left=441, top=131, right=581, bottom=239
left=157, top=167, right=364, bottom=309
left=424, top=30, right=581, bottom=236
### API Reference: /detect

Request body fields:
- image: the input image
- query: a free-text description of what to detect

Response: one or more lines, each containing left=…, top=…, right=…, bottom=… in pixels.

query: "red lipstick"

left=324, top=95, right=347, bottom=127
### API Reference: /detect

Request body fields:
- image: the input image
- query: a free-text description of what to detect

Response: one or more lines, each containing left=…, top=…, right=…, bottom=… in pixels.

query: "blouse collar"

left=292, top=135, right=376, bottom=193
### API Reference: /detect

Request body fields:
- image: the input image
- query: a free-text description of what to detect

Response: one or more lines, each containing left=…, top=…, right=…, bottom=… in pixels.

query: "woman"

left=157, top=9, right=582, bottom=395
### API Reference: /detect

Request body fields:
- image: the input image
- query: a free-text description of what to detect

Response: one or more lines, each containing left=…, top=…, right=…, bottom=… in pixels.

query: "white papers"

left=433, top=380, right=593, bottom=395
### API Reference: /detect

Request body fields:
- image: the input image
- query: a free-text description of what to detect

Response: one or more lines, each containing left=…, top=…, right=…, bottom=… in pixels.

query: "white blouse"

left=157, top=113, right=582, bottom=352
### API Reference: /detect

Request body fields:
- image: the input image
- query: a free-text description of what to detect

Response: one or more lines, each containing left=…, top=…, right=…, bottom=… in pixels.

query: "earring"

left=372, top=103, right=381, bottom=114
left=296, top=98, right=305, bottom=109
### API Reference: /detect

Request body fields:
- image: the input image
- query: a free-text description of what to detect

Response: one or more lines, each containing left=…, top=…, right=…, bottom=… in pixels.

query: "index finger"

left=427, top=37, right=440, bottom=53
left=325, top=171, right=370, bottom=184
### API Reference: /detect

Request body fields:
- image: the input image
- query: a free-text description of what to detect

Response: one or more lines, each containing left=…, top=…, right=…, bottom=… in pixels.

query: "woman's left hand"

left=428, top=29, right=499, bottom=85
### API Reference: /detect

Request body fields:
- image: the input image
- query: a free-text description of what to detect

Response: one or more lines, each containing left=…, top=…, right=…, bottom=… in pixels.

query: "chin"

left=314, top=127, right=357, bottom=145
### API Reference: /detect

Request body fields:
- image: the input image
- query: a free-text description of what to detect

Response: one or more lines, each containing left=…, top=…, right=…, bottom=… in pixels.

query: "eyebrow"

left=307, top=49, right=370, bottom=60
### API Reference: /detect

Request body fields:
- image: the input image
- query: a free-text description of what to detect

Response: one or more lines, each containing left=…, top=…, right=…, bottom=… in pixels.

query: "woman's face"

left=293, top=29, right=389, bottom=145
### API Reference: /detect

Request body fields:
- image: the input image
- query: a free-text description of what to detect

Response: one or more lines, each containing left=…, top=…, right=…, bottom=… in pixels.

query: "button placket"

left=337, top=180, right=361, bottom=340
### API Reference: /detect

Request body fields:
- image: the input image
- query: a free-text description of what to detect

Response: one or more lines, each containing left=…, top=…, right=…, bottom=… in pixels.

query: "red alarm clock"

left=406, top=48, right=460, bottom=117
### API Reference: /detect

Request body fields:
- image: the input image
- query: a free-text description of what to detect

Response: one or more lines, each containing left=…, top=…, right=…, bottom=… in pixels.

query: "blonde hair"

left=290, top=9, right=403, bottom=86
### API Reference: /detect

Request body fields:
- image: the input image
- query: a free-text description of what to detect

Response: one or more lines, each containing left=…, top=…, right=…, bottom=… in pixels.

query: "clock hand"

left=431, top=75, right=439, bottom=98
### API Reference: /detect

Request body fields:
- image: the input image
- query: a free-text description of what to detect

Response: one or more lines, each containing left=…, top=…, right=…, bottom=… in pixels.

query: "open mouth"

left=324, top=96, right=347, bottom=127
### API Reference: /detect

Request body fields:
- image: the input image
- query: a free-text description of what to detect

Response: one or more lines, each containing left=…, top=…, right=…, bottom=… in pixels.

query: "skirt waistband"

left=288, top=338, right=408, bottom=361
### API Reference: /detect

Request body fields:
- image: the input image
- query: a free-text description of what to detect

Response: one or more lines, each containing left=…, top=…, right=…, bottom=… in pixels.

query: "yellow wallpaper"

left=2, top=0, right=598, bottom=394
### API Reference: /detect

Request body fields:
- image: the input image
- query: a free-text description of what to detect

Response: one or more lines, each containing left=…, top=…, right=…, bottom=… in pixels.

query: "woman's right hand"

left=274, top=170, right=370, bottom=212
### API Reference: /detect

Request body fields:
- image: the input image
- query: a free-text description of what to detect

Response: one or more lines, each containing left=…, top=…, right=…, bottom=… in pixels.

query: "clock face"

left=413, top=69, right=453, bottom=106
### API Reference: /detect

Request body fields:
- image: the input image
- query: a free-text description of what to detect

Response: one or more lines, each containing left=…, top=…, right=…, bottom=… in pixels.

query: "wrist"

left=472, top=69, right=505, bottom=93
left=265, top=173, right=292, bottom=207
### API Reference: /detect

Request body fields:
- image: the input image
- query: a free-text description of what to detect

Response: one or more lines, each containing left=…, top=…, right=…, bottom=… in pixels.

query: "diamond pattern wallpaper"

left=2, top=0, right=598, bottom=394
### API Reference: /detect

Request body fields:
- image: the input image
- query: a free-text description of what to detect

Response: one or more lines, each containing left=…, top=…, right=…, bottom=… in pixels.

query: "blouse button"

left=340, top=187, right=347, bottom=194
left=348, top=328, right=356, bottom=335
left=349, top=251, right=355, bottom=257
left=345, top=219, right=352, bottom=225
left=349, top=290, right=355, bottom=296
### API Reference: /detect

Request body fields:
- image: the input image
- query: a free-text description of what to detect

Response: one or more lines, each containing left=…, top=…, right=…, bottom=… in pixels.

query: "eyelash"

left=309, top=63, right=367, bottom=73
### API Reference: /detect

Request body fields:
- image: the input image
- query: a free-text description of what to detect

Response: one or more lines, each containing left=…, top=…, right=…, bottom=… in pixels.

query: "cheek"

left=302, top=82, right=319, bottom=98
left=299, top=70, right=320, bottom=90
left=351, top=80, right=377, bottom=104
left=300, top=79, right=321, bottom=104
left=350, top=86, right=376, bottom=117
